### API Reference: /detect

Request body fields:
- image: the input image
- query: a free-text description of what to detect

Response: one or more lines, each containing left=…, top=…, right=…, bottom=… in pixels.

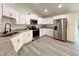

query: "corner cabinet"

left=46, top=29, right=53, bottom=36
left=40, top=28, right=53, bottom=37
left=11, top=33, right=23, bottom=52
left=23, top=30, right=33, bottom=44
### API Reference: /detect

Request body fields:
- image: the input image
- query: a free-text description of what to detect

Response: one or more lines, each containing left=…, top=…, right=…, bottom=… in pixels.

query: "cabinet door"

left=19, top=14, right=25, bottom=24
left=40, top=29, right=43, bottom=37
left=39, top=19, right=46, bottom=24
left=23, top=31, right=33, bottom=44
left=11, top=36, right=19, bottom=52
left=50, top=29, right=53, bottom=36
left=0, top=3, right=2, bottom=23
left=27, top=31, right=32, bottom=42
left=10, top=8, right=16, bottom=18
left=40, top=28, right=53, bottom=37
left=3, top=4, right=10, bottom=17
left=47, top=29, right=51, bottom=36
left=18, top=33, right=23, bottom=50
left=3, top=4, right=16, bottom=18
left=40, top=29, right=46, bottom=37
left=16, top=12, right=20, bottom=24
left=46, top=29, right=53, bottom=36
left=25, top=15, right=30, bottom=24
left=11, top=33, right=23, bottom=52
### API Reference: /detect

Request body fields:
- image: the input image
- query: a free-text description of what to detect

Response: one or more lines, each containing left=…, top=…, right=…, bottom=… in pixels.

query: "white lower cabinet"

left=40, top=28, right=47, bottom=37
left=46, top=29, right=53, bottom=36
left=11, top=29, right=52, bottom=53
left=11, top=33, right=23, bottom=52
left=23, top=30, right=33, bottom=44
left=11, top=31, right=33, bottom=53
left=40, top=28, right=53, bottom=37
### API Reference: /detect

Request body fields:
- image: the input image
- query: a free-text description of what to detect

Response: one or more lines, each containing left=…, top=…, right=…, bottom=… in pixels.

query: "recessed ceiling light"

left=44, top=9, right=48, bottom=13
left=58, top=4, right=62, bottom=8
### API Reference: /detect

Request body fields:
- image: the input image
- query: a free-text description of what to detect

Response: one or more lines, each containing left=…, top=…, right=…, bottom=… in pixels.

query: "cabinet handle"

left=10, top=13, right=12, bottom=16
left=17, top=39, right=20, bottom=43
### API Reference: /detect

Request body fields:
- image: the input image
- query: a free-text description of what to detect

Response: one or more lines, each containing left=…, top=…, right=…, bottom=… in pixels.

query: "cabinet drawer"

left=11, top=36, right=19, bottom=52
left=23, top=31, right=33, bottom=44
left=11, top=33, right=23, bottom=52
left=18, top=33, right=23, bottom=50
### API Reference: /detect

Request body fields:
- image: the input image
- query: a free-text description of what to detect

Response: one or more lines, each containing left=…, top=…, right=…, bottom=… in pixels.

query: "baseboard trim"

left=67, top=40, right=74, bottom=43
left=42, top=35, right=75, bottom=43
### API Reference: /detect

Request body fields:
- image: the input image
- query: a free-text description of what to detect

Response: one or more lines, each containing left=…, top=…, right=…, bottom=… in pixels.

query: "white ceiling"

left=16, top=3, right=79, bottom=18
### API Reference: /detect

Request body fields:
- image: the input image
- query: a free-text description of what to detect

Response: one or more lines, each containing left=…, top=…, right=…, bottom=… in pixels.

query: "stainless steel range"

left=29, top=26, right=39, bottom=41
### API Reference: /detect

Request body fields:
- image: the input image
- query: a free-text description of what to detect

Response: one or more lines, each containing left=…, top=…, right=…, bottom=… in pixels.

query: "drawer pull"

left=17, top=39, right=20, bottom=43
left=10, top=13, right=12, bottom=16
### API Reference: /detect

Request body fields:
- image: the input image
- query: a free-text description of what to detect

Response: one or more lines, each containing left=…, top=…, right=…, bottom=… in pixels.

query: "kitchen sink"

left=0, top=32, right=19, bottom=37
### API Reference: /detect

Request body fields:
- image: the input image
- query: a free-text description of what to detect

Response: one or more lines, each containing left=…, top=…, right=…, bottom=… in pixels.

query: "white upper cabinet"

left=38, top=17, right=53, bottom=24
left=19, top=14, right=26, bottom=24
left=19, top=13, right=31, bottom=24
left=3, top=4, right=10, bottom=17
left=25, top=15, right=30, bottom=24
left=0, top=3, right=2, bottom=23
left=3, top=4, right=16, bottom=18
left=30, top=13, right=36, bottom=19
left=38, top=19, right=46, bottom=24
left=10, top=8, right=16, bottom=18
left=15, top=11, right=20, bottom=24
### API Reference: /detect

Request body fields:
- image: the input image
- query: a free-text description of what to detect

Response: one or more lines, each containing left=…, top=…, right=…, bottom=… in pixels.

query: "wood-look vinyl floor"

left=17, top=36, right=79, bottom=56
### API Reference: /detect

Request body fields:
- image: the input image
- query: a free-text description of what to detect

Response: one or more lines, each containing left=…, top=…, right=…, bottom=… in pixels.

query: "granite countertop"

left=39, top=27, right=53, bottom=29
left=0, top=27, right=53, bottom=39
left=0, top=29, right=31, bottom=39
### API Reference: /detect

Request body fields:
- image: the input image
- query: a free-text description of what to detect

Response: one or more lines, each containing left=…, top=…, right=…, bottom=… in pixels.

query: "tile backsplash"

left=0, top=17, right=27, bottom=33
left=0, top=24, right=26, bottom=33
left=2, top=17, right=16, bottom=25
left=11, top=24, right=26, bottom=30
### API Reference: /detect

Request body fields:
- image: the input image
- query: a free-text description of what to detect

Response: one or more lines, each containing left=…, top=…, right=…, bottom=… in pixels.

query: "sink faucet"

left=4, top=23, right=11, bottom=34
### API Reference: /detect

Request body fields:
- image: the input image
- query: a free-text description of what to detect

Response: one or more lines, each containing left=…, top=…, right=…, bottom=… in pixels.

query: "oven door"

left=33, top=29, right=39, bottom=38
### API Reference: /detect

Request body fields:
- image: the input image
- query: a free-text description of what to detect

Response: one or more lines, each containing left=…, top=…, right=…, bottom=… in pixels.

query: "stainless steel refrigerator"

left=53, top=18, right=67, bottom=42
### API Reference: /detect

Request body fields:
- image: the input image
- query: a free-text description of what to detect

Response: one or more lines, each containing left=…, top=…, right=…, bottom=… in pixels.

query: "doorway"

left=75, top=17, right=79, bottom=45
